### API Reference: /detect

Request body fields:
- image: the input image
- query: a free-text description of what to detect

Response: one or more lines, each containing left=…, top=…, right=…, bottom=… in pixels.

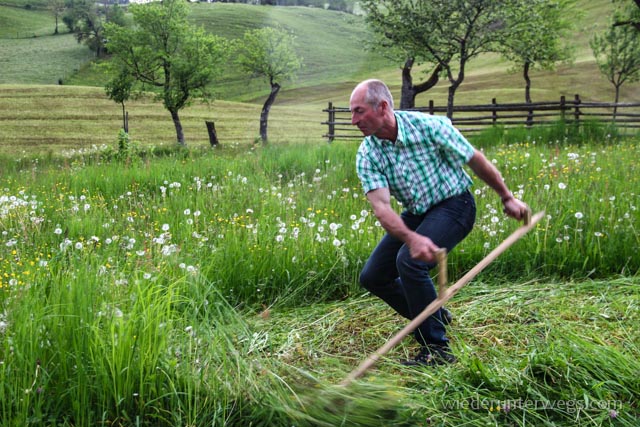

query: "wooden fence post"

left=429, top=100, right=434, bottom=115
left=492, top=98, right=497, bottom=125
left=560, top=95, right=566, bottom=121
left=574, top=94, right=581, bottom=124
left=327, top=101, right=335, bottom=142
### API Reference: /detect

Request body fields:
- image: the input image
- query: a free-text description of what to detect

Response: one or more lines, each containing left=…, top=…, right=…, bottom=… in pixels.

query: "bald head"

left=350, top=79, right=397, bottom=140
left=350, top=79, right=395, bottom=111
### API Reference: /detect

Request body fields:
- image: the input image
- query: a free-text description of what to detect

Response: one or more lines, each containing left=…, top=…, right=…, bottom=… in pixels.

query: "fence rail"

left=322, top=95, right=640, bottom=141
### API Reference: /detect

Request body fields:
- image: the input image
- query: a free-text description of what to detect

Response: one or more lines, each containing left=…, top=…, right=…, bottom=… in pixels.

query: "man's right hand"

left=407, top=233, right=440, bottom=263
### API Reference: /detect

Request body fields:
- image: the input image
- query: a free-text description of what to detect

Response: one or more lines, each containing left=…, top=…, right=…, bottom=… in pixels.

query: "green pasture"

left=0, top=3, right=53, bottom=38
left=0, top=84, right=326, bottom=153
left=0, top=35, right=95, bottom=85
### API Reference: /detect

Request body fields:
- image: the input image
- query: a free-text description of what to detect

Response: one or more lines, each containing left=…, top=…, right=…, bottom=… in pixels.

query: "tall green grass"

left=1, top=131, right=638, bottom=305
left=0, top=128, right=638, bottom=425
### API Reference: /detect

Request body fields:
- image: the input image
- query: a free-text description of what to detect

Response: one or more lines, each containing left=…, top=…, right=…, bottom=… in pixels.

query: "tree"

left=361, top=1, right=442, bottom=109
left=64, top=0, right=126, bottom=57
left=499, top=0, right=576, bottom=104
left=104, top=0, right=230, bottom=146
left=590, top=20, right=640, bottom=119
left=613, top=0, right=640, bottom=31
left=48, top=0, right=66, bottom=35
left=360, top=0, right=524, bottom=118
left=234, top=26, right=302, bottom=143
left=105, top=68, right=134, bottom=133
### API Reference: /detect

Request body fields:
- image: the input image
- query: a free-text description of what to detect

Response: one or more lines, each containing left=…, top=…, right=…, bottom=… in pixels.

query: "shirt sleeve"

left=356, top=143, right=388, bottom=194
left=431, top=116, right=475, bottom=166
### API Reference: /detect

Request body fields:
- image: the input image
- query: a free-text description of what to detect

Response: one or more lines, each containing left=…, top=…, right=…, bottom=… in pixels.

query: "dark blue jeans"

left=359, top=190, right=476, bottom=347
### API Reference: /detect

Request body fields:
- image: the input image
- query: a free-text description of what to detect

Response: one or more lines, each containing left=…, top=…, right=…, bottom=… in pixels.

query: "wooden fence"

left=322, top=95, right=640, bottom=141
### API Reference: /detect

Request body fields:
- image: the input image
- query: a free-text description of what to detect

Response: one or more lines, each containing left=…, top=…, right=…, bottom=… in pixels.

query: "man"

left=351, top=79, right=528, bottom=366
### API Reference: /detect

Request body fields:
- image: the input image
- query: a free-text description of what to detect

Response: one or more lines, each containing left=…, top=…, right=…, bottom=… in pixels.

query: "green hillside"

left=0, top=0, right=56, bottom=37
left=3, top=0, right=637, bottom=106
left=0, top=0, right=639, bottom=154
left=62, top=3, right=395, bottom=102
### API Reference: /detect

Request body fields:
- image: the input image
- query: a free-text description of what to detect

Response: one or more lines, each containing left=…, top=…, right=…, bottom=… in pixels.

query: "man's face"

left=350, top=86, right=385, bottom=137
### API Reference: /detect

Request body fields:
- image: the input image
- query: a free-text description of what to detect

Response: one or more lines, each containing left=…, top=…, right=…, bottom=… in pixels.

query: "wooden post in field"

left=574, top=94, right=581, bottom=125
left=327, top=102, right=335, bottom=142
left=205, top=121, right=219, bottom=147
left=492, top=98, right=497, bottom=126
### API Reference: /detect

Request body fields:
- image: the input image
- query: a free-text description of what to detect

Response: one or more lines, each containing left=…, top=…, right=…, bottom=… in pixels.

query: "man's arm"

left=466, top=149, right=529, bottom=220
left=367, top=187, right=440, bottom=262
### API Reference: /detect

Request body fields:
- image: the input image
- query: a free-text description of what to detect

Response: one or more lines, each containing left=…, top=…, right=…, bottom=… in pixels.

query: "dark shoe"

left=441, top=307, right=453, bottom=325
left=401, top=344, right=457, bottom=367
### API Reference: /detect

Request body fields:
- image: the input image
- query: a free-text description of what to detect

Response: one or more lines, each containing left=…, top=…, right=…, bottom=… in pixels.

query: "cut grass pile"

left=256, top=277, right=639, bottom=425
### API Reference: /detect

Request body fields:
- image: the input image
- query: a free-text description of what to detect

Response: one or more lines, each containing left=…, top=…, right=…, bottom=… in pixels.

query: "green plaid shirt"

left=356, top=111, right=475, bottom=215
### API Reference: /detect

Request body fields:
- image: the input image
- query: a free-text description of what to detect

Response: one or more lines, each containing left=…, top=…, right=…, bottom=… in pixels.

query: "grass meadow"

left=0, top=126, right=638, bottom=425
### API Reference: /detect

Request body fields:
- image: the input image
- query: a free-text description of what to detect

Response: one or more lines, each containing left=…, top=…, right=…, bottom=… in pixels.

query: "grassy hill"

left=3, top=0, right=638, bottom=103
left=85, top=1, right=640, bottom=106
left=0, top=0, right=639, bottom=154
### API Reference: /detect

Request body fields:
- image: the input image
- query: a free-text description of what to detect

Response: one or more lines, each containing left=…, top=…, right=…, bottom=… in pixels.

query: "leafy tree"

left=361, top=1, right=442, bottom=109
left=590, top=19, right=640, bottom=119
left=360, top=0, right=526, bottom=118
left=499, top=0, right=576, bottom=104
left=64, top=0, right=126, bottom=57
left=613, top=0, right=640, bottom=31
left=75, top=6, right=106, bottom=57
left=105, top=68, right=135, bottom=133
left=234, top=26, right=302, bottom=143
left=48, top=0, right=66, bottom=35
left=104, top=0, right=230, bottom=146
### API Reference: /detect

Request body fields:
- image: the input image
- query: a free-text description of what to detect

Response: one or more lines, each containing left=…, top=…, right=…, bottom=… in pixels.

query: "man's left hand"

left=503, top=197, right=529, bottom=221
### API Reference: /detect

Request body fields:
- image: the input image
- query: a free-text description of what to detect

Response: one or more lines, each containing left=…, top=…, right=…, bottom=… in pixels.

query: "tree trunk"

left=523, top=61, right=532, bottom=104
left=399, top=58, right=442, bottom=110
left=445, top=60, right=464, bottom=119
left=260, top=82, right=281, bottom=143
left=523, top=61, right=533, bottom=126
left=170, top=109, right=185, bottom=146
left=121, top=102, right=127, bottom=132
left=205, top=121, right=219, bottom=147
left=613, top=84, right=621, bottom=121
left=400, top=58, right=416, bottom=109
left=446, top=85, right=457, bottom=119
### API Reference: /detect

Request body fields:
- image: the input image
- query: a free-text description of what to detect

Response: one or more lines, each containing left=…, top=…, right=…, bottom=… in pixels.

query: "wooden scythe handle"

left=340, top=210, right=544, bottom=386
